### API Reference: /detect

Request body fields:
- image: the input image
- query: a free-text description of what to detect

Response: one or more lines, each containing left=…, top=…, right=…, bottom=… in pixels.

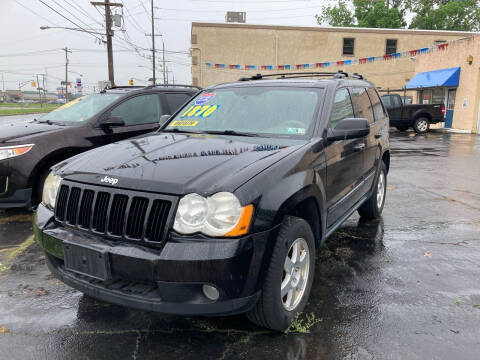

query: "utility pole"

left=162, top=39, right=166, bottom=85
left=36, top=74, right=42, bottom=107
left=65, top=47, right=69, bottom=101
left=1, top=73, right=4, bottom=102
left=151, top=0, right=156, bottom=85
left=91, top=1, right=123, bottom=86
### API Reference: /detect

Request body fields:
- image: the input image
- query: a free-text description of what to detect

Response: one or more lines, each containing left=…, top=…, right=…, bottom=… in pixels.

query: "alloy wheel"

left=377, top=171, right=386, bottom=209
left=281, top=238, right=310, bottom=311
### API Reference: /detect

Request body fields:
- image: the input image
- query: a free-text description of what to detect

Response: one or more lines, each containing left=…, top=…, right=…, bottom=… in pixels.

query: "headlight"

left=174, top=192, right=254, bottom=237
left=42, top=172, right=62, bottom=210
left=0, top=144, right=34, bottom=161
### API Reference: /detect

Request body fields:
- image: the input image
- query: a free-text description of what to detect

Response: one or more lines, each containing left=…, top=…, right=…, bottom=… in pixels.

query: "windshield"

left=164, top=87, right=323, bottom=137
left=39, top=93, right=122, bottom=123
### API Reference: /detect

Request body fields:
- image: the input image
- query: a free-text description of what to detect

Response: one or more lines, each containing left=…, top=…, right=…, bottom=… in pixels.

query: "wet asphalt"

left=0, top=130, right=479, bottom=360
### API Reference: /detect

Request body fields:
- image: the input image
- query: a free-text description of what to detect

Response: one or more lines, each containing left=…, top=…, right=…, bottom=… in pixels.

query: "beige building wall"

left=191, top=23, right=473, bottom=90
left=414, top=36, right=480, bottom=133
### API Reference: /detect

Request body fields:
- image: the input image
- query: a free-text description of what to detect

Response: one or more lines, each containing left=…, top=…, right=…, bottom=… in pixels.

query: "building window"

left=435, top=40, right=446, bottom=45
left=386, top=39, right=397, bottom=55
left=343, top=38, right=355, bottom=56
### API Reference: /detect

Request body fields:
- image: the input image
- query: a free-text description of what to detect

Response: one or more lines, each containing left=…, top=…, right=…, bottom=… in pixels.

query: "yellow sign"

left=180, top=104, right=219, bottom=118
left=169, top=120, right=199, bottom=127
left=31, top=81, right=36, bottom=88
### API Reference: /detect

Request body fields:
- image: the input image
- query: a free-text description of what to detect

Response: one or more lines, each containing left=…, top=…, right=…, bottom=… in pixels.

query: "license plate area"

left=63, top=240, right=111, bottom=281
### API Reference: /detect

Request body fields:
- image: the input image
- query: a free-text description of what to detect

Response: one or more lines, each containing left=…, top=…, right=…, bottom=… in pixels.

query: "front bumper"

left=34, top=204, right=277, bottom=316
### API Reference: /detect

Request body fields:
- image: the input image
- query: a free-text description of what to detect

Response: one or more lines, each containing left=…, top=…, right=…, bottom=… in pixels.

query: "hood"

left=55, top=132, right=306, bottom=195
left=0, top=121, right=65, bottom=144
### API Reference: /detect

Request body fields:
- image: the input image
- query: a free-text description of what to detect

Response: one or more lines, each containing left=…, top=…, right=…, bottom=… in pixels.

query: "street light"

left=40, top=26, right=106, bottom=40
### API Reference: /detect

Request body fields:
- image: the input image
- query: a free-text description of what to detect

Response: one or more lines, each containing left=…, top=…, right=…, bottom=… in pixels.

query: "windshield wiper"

left=162, top=128, right=204, bottom=134
left=36, top=119, right=53, bottom=124
left=202, top=130, right=259, bottom=137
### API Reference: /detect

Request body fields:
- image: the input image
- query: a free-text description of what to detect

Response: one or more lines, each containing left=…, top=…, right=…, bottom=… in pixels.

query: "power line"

left=50, top=0, right=100, bottom=32
left=0, top=49, right=64, bottom=58
left=64, top=0, right=105, bottom=28
left=12, top=0, right=61, bottom=26
left=38, top=0, right=106, bottom=43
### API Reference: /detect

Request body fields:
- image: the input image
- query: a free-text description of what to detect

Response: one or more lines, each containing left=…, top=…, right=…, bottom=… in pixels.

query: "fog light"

left=202, top=284, right=220, bottom=301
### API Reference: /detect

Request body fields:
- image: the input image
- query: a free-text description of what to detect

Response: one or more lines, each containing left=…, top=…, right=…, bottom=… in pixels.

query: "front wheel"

left=247, top=216, right=315, bottom=331
left=413, top=117, right=430, bottom=134
left=358, top=162, right=387, bottom=220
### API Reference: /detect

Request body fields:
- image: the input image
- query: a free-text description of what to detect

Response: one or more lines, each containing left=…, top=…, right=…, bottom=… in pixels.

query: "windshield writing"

left=166, top=87, right=322, bottom=137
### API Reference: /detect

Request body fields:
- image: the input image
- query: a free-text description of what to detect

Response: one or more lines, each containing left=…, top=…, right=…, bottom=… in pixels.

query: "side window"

left=165, top=93, right=194, bottom=114
left=367, top=88, right=387, bottom=121
left=386, top=39, right=397, bottom=54
left=350, top=87, right=375, bottom=124
left=343, top=38, right=355, bottom=56
left=330, top=88, right=354, bottom=128
left=110, top=94, right=162, bottom=126
left=381, top=95, right=391, bottom=107
left=392, top=95, right=401, bottom=106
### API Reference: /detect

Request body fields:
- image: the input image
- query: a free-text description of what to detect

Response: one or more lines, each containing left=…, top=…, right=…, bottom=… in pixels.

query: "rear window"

left=165, top=93, right=194, bottom=113
left=367, top=88, right=387, bottom=120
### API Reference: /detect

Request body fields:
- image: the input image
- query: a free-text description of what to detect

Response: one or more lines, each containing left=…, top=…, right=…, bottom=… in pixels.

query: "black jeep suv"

left=0, top=85, right=199, bottom=209
left=34, top=72, right=390, bottom=331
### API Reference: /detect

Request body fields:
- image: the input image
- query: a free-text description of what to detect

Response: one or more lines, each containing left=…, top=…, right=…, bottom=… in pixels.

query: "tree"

left=315, top=1, right=355, bottom=27
left=316, top=0, right=407, bottom=29
left=409, top=0, right=480, bottom=31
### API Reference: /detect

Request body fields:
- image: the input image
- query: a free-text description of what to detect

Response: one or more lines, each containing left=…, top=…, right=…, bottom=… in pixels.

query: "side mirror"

left=100, top=116, right=125, bottom=129
left=327, top=118, right=370, bottom=141
left=159, top=114, right=171, bottom=128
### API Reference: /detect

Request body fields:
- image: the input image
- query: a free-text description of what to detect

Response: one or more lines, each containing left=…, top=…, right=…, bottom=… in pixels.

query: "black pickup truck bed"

left=381, top=94, right=445, bottom=133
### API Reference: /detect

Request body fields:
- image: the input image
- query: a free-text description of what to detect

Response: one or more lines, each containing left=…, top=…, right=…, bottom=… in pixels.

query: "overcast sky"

left=0, top=0, right=337, bottom=93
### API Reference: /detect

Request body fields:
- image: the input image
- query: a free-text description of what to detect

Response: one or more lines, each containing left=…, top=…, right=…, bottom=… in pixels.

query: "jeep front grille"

left=55, top=181, right=176, bottom=246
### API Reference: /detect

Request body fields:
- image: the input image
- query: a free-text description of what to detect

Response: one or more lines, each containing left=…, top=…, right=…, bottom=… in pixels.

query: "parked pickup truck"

left=381, top=93, right=445, bottom=133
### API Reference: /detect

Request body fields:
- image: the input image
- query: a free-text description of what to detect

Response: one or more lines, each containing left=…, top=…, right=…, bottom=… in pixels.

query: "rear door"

left=365, top=88, right=389, bottom=188
left=351, top=87, right=376, bottom=182
left=325, top=88, right=364, bottom=227
left=91, top=93, right=165, bottom=146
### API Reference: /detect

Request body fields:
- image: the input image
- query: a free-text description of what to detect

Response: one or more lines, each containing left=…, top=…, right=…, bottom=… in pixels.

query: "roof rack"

left=237, top=70, right=363, bottom=81
left=144, top=84, right=203, bottom=90
left=100, top=85, right=144, bottom=93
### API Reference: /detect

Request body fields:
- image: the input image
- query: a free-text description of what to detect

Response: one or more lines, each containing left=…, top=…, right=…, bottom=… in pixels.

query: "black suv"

left=0, top=85, right=199, bottom=209
left=34, top=72, right=390, bottom=331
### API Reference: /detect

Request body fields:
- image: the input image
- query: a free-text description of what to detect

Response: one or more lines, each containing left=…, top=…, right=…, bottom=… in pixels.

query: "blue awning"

left=406, top=67, right=460, bottom=89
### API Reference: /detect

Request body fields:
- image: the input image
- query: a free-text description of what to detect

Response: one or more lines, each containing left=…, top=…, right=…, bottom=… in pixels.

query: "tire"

left=413, top=117, right=430, bottom=134
left=247, top=216, right=315, bottom=331
left=396, top=126, right=409, bottom=132
left=358, top=162, right=387, bottom=220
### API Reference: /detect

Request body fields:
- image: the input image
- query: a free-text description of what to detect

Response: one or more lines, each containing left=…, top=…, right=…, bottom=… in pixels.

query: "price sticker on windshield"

left=195, top=92, right=216, bottom=105
left=179, top=104, right=219, bottom=118
left=169, top=120, right=199, bottom=127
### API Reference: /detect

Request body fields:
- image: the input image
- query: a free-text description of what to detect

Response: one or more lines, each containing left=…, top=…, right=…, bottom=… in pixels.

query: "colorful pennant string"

left=204, top=42, right=450, bottom=70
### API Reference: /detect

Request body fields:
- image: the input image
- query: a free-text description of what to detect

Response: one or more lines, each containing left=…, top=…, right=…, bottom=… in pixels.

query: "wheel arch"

left=269, top=184, right=325, bottom=247
left=28, top=147, right=87, bottom=199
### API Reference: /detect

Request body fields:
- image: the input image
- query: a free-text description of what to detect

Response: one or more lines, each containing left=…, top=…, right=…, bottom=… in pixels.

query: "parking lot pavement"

left=0, top=131, right=479, bottom=359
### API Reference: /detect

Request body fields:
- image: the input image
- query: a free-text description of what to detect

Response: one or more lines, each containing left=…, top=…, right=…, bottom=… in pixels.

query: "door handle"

left=375, top=133, right=382, bottom=139
left=353, top=143, right=365, bottom=152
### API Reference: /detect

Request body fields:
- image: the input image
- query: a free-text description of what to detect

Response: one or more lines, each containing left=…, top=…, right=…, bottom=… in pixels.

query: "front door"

left=445, top=89, right=456, bottom=128
left=91, top=93, right=164, bottom=146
